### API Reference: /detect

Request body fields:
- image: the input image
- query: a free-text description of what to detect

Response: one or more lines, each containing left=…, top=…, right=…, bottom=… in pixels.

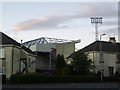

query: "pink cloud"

left=12, top=17, right=51, bottom=31
left=12, top=3, right=117, bottom=31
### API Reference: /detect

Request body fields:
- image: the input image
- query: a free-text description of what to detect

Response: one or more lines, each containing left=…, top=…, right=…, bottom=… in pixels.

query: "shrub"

left=109, top=75, right=120, bottom=82
left=10, top=73, right=99, bottom=84
left=103, top=75, right=120, bottom=82
left=10, top=72, right=120, bottom=84
left=61, top=66, right=71, bottom=75
left=86, top=72, right=97, bottom=76
left=52, top=70, right=61, bottom=75
left=10, top=74, right=21, bottom=84
left=103, top=77, right=110, bottom=82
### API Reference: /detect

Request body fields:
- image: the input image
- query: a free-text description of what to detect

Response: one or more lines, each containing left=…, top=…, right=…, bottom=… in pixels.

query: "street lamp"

left=100, top=34, right=106, bottom=82
left=91, top=17, right=103, bottom=41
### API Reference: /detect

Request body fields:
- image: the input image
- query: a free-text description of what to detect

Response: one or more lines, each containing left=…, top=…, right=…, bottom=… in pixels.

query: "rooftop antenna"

left=91, top=17, right=103, bottom=41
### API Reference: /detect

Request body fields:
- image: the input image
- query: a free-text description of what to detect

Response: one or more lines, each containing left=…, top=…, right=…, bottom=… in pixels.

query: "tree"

left=55, top=54, right=67, bottom=74
left=70, top=52, right=93, bottom=75
left=56, top=54, right=66, bottom=70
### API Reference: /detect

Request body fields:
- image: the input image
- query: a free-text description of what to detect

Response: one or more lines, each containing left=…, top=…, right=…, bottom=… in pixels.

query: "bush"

left=109, top=75, right=120, bottom=82
left=52, top=70, right=61, bottom=75
left=61, top=67, right=71, bottom=75
left=10, top=72, right=120, bottom=84
left=10, top=73, right=44, bottom=84
left=2, top=74, right=6, bottom=84
left=103, top=75, right=120, bottom=82
left=86, top=72, right=97, bottom=76
left=10, top=74, right=21, bottom=84
left=10, top=73, right=99, bottom=84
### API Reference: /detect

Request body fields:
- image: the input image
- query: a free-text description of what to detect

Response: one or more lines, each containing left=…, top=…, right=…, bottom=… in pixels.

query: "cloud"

left=81, top=3, right=117, bottom=18
left=103, top=21, right=118, bottom=26
left=12, top=3, right=117, bottom=31
left=12, top=16, right=72, bottom=31
left=82, top=5, right=94, bottom=13
left=12, top=19, right=40, bottom=30
left=101, top=27, right=118, bottom=36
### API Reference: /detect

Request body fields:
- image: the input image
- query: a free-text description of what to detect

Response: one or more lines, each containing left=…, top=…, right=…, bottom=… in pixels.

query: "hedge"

left=10, top=73, right=99, bottom=84
left=10, top=73, right=120, bottom=84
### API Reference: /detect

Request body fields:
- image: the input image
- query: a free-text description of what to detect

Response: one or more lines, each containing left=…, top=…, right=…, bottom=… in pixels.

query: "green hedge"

left=10, top=73, right=43, bottom=84
left=10, top=73, right=120, bottom=84
left=99, top=76, right=120, bottom=82
left=10, top=73, right=99, bottom=84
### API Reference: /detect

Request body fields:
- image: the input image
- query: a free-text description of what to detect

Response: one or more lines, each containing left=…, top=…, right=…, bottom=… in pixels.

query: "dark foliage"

left=55, top=54, right=67, bottom=74
left=10, top=73, right=120, bottom=84
left=10, top=73, right=99, bottom=84
left=69, top=52, right=93, bottom=75
left=56, top=54, right=66, bottom=70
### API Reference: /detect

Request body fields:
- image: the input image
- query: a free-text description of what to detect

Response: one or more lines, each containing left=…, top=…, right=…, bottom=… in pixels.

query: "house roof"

left=80, top=41, right=120, bottom=52
left=0, top=32, right=20, bottom=46
left=0, top=32, right=35, bottom=55
left=67, top=41, right=120, bottom=58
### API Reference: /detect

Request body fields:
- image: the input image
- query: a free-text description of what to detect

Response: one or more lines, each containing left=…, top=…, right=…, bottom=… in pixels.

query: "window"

left=0, top=48, right=5, bottom=59
left=0, top=66, right=4, bottom=74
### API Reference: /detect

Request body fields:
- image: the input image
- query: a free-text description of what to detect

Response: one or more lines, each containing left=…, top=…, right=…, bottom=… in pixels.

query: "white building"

left=0, top=32, right=36, bottom=78
left=67, top=38, right=120, bottom=77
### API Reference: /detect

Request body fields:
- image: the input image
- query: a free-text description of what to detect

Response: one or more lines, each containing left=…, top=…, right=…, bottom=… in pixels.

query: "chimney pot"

left=109, top=37, right=116, bottom=43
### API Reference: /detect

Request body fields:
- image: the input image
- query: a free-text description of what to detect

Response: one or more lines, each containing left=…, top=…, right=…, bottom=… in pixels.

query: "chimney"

left=109, top=37, right=116, bottom=43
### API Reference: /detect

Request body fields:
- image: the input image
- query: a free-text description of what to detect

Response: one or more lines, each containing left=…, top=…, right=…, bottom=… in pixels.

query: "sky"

left=1, top=1, right=119, bottom=50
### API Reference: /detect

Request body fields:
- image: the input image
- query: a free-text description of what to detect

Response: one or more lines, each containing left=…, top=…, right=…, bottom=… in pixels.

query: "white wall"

left=88, top=52, right=100, bottom=73
left=4, top=47, right=13, bottom=78
left=12, top=47, right=21, bottom=74
left=30, top=45, right=36, bottom=51
left=0, top=46, right=36, bottom=78
left=88, top=51, right=117, bottom=77
left=36, top=44, right=56, bottom=52
left=56, top=43, right=75, bottom=59
left=103, top=53, right=116, bottom=76
left=30, top=43, right=75, bottom=58
left=30, top=44, right=56, bottom=52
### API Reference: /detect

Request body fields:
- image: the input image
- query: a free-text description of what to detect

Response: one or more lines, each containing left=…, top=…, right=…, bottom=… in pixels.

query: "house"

left=0, top=32, right=36, bottom=78
left=67, top=37, right=120, bottom=77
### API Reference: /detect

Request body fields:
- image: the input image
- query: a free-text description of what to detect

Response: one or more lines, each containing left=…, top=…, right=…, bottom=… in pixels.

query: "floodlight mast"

left=91, top=17, right=103, bottom=41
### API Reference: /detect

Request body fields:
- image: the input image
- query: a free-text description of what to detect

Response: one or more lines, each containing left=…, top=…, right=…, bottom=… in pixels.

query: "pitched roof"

left=0, top=32, right=35, bottom=55
left=0, top=32, right=20, bottom=46
left=79, top=41, right=120, bottom=52
left=67, top=41, right=120, bottom=58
